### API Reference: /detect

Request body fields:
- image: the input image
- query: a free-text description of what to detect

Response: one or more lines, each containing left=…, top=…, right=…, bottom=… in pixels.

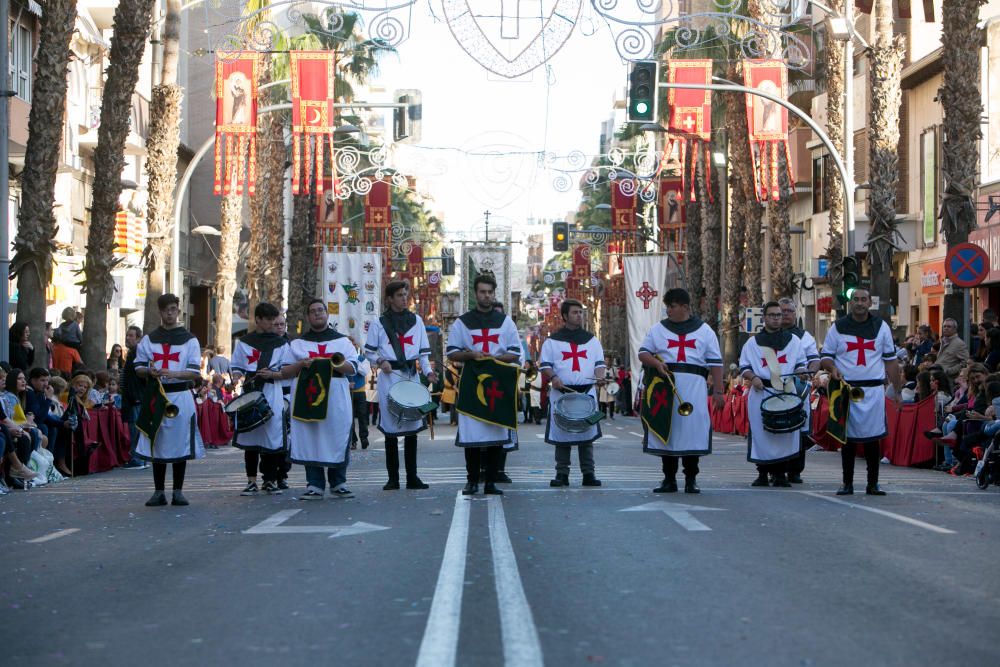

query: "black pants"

left=602, top=400, right=615, bottom=419
left=152, top=461, right=187, bottom=491
left=786, top=434, right=810, bottom=475
left=369, top=402, right=379, bottom=425
left=465, top=446, right=501, bottom=484
left=663, top=455, right=699, bottom=480
left=841, top=440, right=881, bottom=486
left=385, top=434, right=419, bottom=481
left=245, top=450, right=285, bottom=483
left=350, top=392, right=369, bottom=445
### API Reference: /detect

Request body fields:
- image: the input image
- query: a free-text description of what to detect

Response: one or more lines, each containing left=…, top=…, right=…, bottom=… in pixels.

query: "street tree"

left=824, top=0, right=846, bottom=300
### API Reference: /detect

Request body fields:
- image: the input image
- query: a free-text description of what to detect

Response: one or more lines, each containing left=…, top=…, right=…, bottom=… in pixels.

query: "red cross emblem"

left=152, top=344, right=180, bottom=370
left=846, top=336, right=876, bottom=367
left=667, top=334, right=696, bottom=362
left=472, top=328, right=499, bottom=353
left=305, top=377, right=320, bottom=403
left=398, top=333, right=414, bottom=348
left=650, top=387, right=670, bottom=417
left=635, top=282, right=659, bottom=309
left=246, top=347, right=261, bottom=366
left=308, top=344, right=331, bottom=359
left=485, top=380, right=504, bottom=411
left=561, top=342, right=588, bottom=373
left=761, top=354, right=788, bottom=368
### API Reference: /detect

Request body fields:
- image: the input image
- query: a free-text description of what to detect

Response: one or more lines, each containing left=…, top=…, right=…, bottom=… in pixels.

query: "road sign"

left=946, top=242, right=990, bottom=288
left=620, top=501, right=726, bottom=532
left=243, top=510, right=390, bottom=538
left=743, top=307, right=763, bottom=334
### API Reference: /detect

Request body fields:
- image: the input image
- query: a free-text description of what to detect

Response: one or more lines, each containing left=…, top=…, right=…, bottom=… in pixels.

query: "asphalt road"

left=3, top=414, right=999, bottom=666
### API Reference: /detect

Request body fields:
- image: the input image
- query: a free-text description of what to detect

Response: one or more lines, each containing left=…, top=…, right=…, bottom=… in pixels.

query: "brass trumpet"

left=662, top=370, right=694, bottom=416
left=164, top=401, right=180, bottom=418
left=848, top=384, right=865, bottom=402
left=329, top=351, right=347, bottom=377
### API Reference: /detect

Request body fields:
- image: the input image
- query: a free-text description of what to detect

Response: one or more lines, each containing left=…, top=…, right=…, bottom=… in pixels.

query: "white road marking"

left=27, top=528, right=80, bottom=543
left=602, top=434, right=618, bottom=440
left=800, top=491, right=957, bottom=534
left=535, top=433, right=545, bottom=438
left=629, top=431, right=644, bottom=437
left=620, top=501, right=725, bottom=532
left=488, top=496, right=544, bottom=667
left=243, top=509, right=390, bottom=538
left=416, top=491, right=471, bottom=667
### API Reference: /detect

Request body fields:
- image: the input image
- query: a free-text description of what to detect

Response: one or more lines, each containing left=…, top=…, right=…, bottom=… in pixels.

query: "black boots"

left=385, top=437, right=429, bottom=490
left=866, top=484, right=886, bottom=495
left=483, top=482, right=503, bottom=495
left=581, top=474, right=602, bottom=487
left=462, top=482, right=478, bottom=495
left=406, top=477, right=430, bottom=490
left=771, top=473, right=792, bottom=488
left=836, top=484, right=854, bottom=495
left=654, top=478, right=679, bottom=493
left=550, top=473, right=570, bottom=487
left=751, top=472, right=770, bottom=487
left=684, top=477, right=700, bottom=494
left=383, top=477, right=400, bottom=491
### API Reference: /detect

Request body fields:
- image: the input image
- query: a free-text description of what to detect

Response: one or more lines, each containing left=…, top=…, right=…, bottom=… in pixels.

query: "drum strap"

left=563, top=384, right=594, bottom=394
left=760, top=347, right=793, bottom=394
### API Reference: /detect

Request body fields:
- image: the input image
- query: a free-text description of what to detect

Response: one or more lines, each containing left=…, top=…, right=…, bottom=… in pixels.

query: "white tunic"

left=447, top=311, right=523, bottom=447
left=133, top=328, right=205, bottom=462
left=638, top=318, right=722, bottom=456
left=230, top=334, right=292, bottom=452
left=739, top=332, right=808, bottom=463
left=364, top=312, right=431, bottom=437
left=539, top=330, right=606, bottom=445
left=821, top=315, right=896, bottom=441
left=788, top=327, right=820, bottom=434
left=288, top=333, right=358, bottom=466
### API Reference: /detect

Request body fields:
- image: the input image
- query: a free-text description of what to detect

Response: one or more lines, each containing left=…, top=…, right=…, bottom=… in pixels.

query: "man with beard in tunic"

left=820, top=288, right=901, bottom=495
left=540, top=299, right=606, bottom=487
left=739, top=301, right=809, bottom=487
left=134, top=294, right=205, bottom=507
left=231, top=302, right=291, bottom=496
left=779, top=297, right=820, bottom=483
left=275, top=299, right=358, bottom=499
left=638, top=288, right=724, bottom=494
left=447, top=273, right=522, bottom=496
left=365, top=281, right=438, bottom=490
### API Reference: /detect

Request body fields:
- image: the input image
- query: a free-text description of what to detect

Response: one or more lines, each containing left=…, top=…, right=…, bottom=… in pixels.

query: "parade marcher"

left=230, top=303, right=291, bottom=496
left=442, top=360, right=460, bottom=425
left=350, top=343, right=371, bottom=450
left=637, top=288, right=724, bottom=494
left=120, top=325, right=148, bottom=469
left=365, top=281, right=438, bottom=490
left=447, top=274, right=522, bottom=495
left=133, top=294, right=205, bottom=507
left=491, top=300, right=515, bottom=484
left=598, top=359, right=616, bottom=420
left=273, top=313, right=293, bottom=489
left=739, top=302, right=809, bottom=487
left=539, top=299, right=606, bottom=487
left=779, top=297, right=821, bottom=483
left=820, top=288, right=902, bottom=495
left=277, top=299, right=358, bottom=499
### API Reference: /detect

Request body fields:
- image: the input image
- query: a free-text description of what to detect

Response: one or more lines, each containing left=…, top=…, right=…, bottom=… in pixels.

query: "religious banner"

left=572, top=244, right=590, bottom=278
left=743, top=60, right=793, bottom=202
left=214, top=51, right=261, bottom=196
left=658, top=177, right=685, bottom=251
left=624, top=254, right=670, bottom=406
left=315, top=187, right=343, bottom=254
left=407, top=244, right=424, bottom=277
left=462, top=245, right=512, bottom=313
left=665, top=59, right=713, bottom=201
left=292, top=357, right=333, bottom=422
left=290, top=51, right=336, bottom=196
left=640, top=364, right=676, bottom=445
left=365, top=178, right=392, bottom=230
left=455, top=357, right=521, bottom=430
left=611, top=180, right=637, bottom=232
left=322, top=250, right=383, bottom=342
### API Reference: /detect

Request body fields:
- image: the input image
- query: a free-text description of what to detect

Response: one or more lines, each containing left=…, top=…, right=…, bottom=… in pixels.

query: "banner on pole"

left=665, top=59, right=713, bottom=202
left=462, top=245, right=511, bottom=314
left=611, top=179, right=637, bottom=232
left=322, top=250, right=383, bottom=343
left=743, top=60, right=793, bottom=202
left=214, top=52, right=261, bottom=196
left=624, top=254, right=671, bottom=405
left=291, top=51, right=337, bottom=196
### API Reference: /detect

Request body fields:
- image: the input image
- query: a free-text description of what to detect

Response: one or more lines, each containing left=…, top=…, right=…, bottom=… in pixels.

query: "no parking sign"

left=945, top=243, right=990, bottom=288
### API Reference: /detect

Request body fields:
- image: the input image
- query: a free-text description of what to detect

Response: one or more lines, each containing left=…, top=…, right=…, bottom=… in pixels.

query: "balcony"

left=77, top=92, right=149, bottom=156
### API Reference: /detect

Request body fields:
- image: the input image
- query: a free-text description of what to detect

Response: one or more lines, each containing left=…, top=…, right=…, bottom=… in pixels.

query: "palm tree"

left=286, top=191, right=317, bottom=330
left=939, top=0, right=987, bottom=322
left=81, top=0, right=157, bottom=369
left=697, top=149, right=722, bottom=328
left=824, top=0, right=846, bottom=300
left=215, top=191, right=243, bottom=353
left=9, top=0, right=77, bottom=366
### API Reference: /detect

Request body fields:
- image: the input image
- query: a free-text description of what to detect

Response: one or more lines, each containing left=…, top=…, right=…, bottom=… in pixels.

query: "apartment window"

left=921, top=128, right=938, bottom=246
left=9, top=19, right=32, bottom=102
left=812, top=155, right=830, bottom=214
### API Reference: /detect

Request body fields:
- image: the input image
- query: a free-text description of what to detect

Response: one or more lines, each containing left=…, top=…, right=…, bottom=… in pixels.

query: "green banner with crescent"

left=640, top=365, right=675, bottom=446
left=293, top=358, right=333, bottom=422
left=826, top=378, right=850, bottom=445
left=455, top=357, right=520, bottom=430
left=136, top=379, right=171, bottom=446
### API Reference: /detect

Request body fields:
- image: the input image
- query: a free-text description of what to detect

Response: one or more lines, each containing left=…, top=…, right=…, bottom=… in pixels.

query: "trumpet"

left=848, top=384, right=865, bottom=402
left=662, top=370, right=694, bottom=416
left=155, top=379, right=180, bottom=418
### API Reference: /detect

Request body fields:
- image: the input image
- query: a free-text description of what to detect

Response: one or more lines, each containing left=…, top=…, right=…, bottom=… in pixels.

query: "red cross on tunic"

left=667, top=334, right=696, bottom=362
left=152, top=344, right=181, bottom=370
left=398, top=333, right=414, bottom=349
left=246, top=347, right=261, bottom=366
left=472, top=328, right=500, bottom=354
left=761, top=354, right=788, bottom=368
left=485, top=380, right=504, bottom=411
left=308, top=344, right=331, bottom=358
left=561, top=342, right=588, bottom=373
left=845, top=336, right=876, bottom=367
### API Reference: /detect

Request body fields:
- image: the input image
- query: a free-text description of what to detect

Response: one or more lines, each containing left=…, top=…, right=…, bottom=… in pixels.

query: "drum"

left=388, top=381, right=434, bottom=422
left=224, top=391, right=273, bottom=433
left=605, top=381, right=621, bottom=397
left=553, top=392, right=603, bottom=433
left=761, top=392, right=806, bottom=433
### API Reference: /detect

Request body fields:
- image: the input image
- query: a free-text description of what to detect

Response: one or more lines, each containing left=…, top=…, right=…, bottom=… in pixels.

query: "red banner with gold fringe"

left=214, top=52, right=261, bottom=196
left=572, top=244, right=590, bottom=278
left=658, top=177, right=685, bottom=251
left=662, top=60, right=713, bottom=202
left=743, top=60, right=793, bottom=202
left=611, top=180, right=636, bottom=232
left=291, top=51, right=336, bottom=196
left=365, top=178, right=392, bottom=229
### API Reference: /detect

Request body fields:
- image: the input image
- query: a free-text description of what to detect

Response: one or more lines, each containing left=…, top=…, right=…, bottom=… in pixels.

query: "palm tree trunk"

left=143, top=0, right=183, bottom=327
left=867, top=0, right=904, bottom=320
left=247, top=104, right=286, bottom=310
left=685, top=194, right=704, bottom=316
left=286, top=192, right=318, bottom=333
left=769, top=152, right=794, bottom=299
left=722, top=62, right=751, bottom=365
left=940, top=0, right=986, bottom=323
left=825, top=0, right=846, bottom=299
left=9, top=0, right=76, bottom=366
left=82, top=0, right=157, bottom=369
left=697, top=152, right=721, bottom=328
left=214, top=192, right=243, bottom=356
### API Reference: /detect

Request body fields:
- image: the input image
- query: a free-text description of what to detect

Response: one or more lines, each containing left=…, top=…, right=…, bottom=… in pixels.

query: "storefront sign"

left=920, top=261, right=945, bottom=294
left=970, top=221, right=1000, bottom=284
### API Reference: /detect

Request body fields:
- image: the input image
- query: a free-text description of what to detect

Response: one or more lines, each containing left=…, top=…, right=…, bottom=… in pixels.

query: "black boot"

left=866, top=484, right=886, bottom=495
left=383, top=477, right=400, bottom=490
left=462, top=481, right=478, bottom=495
left=684, top=476, right=700, bottom=494
left=654, top=478, right=678, bottom=493
left=483, top=482, right=503, bottom=495
left=495, top=472, right=513, bottom=483
left=751, top=472, right=770, bottom=487
left=404, top=439, right=428, bottom=489
left=771, top=472, right=792, bottom=488
left=581, top=473, right=602, bottom=487
left=836, top=484, right=854, bottom=495
left=550, top=473, right=569, bottom=487
left=788, top=473, right=803, bottom=484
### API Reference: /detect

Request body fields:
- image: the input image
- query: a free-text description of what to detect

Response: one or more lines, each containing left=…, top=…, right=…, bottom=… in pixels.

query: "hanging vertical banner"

left=315, top=186, right=343, bottom=257
left=743, top=60, right=793, bottom=202
left=572, top=244, right=590, bottom=278
left=214, top=52, right=261, bottom=196
left=365, top=179, right=392, bottom=229
left=407, top=244, right=424, bottom=277
left=291, top=51, right=336, bottom=196
left=611, top=179, right=637, bottom=232
left=462, top=245, right=512, bottom=313
left=322, top=250, right=383, bottom=342
left=624, top=254, right=671, bottom=406
left=665, top=59, right=713, bottom=201
left=658, top=177, right=685, bottom=250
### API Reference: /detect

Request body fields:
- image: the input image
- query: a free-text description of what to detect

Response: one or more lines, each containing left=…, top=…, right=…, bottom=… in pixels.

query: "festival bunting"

left=743, top=60, right=793, bottom=202
left=290, top=51, right=337, bottom=196
left=214, top=52, right=261, bottom=196
left=664, top=59, right=713, bottom=202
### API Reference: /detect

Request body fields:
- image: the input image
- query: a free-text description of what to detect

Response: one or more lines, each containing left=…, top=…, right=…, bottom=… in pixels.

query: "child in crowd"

left=46, top=377, right=66, bottom=420
left=93, top=371, right=111, bottom=406
left=54, top=306, right=82, bottom=350
left=107, top=377, right=121, bottom=409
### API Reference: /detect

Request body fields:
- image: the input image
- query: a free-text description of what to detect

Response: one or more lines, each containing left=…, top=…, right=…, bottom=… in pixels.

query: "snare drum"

left=605, top=381, right=621, bottom=397
left=224, top=391, right=273, bottom=433
left=760, top=392, right=806, bottom=434
left=388, top=381, right=434, bottom=422
left=553, top=392, right=603, bottom=433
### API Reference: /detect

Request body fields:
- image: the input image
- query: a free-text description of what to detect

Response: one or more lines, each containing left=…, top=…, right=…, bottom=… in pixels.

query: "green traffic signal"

left=627, top=60, right=658, bottom=123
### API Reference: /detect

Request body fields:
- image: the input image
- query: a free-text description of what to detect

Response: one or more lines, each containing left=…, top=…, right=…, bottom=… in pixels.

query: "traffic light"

left=393, top=89, right=422, bottom=143
left=627, top=60, right=659, bottom=123
left=441, top=247, right=455, bottom=276
left=552, top=221, right=569, bottom=252
left=838, top=256, right=860, bottom=305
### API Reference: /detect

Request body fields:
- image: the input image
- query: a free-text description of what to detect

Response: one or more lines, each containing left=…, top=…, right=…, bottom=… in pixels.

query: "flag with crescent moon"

left=290, top=51, right=337, bottom=196
left=292, top=357, right=333, bottom=422
left=743, top=60, right=793, bottom=202
left=214, top=52, right=261, bottom=196
left=611, top=180, right=636, bottom=233
left=640, top=365, right=675, bottom=446
left=664, top=59, right=713, bottom=202
left=455, top=357, right=520, bottom=430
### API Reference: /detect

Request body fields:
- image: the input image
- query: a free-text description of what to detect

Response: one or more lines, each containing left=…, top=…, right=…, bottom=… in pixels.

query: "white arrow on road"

left=619, top=501, right=725, bottom=532
left=243, top=509, right=390, bottom=538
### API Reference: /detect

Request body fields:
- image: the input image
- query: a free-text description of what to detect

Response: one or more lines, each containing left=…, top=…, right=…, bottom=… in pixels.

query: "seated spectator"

left=93, top=371, right=111, bottom=406
left=0, top=367, right=40, bottom=487
left=107, top=377, right=121, bottom=409
left=26, top=368, right=62, bottom=454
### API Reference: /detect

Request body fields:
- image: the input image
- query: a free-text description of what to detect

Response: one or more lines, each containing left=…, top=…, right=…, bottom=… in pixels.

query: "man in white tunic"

left=273, top=299, right=358, bottom=500
left=231, top=302, right=291, bottom=496
left=780, top=297, right=821, bottom=483
left=365, top=281, right=438, bottom=490
left=638, top=288, right=724, bottom=494
left=134, top=294, right=205, bottom=507
left=739, top=301, right=809, bottom=488
left=539, top=299, right=607, bottom=487
left=820, top=288, right=901, bottom=495
left=447, top=274, right=522, bottom=496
